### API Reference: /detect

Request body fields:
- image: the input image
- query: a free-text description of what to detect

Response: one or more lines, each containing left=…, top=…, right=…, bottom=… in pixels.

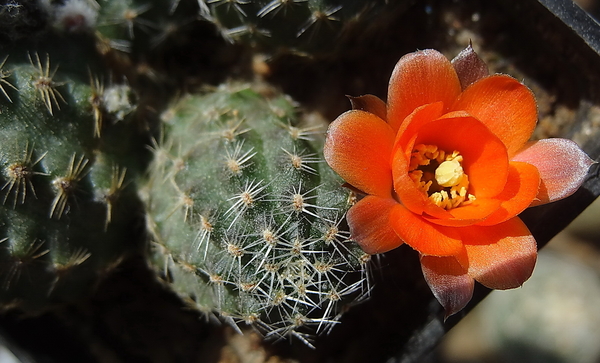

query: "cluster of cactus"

left=0, top=0, right=375, bottom=344
left=0, top=38, right=144, bottom=312
left=143, top=83, right=371, bottom=344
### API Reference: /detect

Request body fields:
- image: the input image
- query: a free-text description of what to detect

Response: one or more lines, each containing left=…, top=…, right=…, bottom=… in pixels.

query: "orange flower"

left=324, top=46, right=594, bottom=317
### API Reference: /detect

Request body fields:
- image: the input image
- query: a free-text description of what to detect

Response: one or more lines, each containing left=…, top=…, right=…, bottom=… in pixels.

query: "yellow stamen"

left=408, top=144, right=476, bottom=210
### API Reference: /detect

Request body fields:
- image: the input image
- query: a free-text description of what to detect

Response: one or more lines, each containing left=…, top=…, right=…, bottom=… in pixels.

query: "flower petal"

left=387, top=49, right=462, bottom=131
left=451, top=75, right=537, bottom=156
left=348, top=95, right=388, bottom=121
left=393, top=102, right=445, bottom=154
left=459, top=217, right=537, bottom=289
left=347, top=195, right=404, bottom=254
left=451, top=44, right=489, bottom=90
left=389, top=203, right=464, bottom=256
left=477, top=161, right=540, bottom=226
left=391, top=103, right=450, bottom=218
left=325, top=110, right=395, bottom=198
left=512, top=138, right=595, bottom=206
left=421, top=255, right=474, bottom=319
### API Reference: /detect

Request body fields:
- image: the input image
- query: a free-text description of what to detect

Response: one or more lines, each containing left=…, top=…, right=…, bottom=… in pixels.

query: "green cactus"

left=143, top=83, right=370, bottom=345
left=0, top=43, right=146, bottom=312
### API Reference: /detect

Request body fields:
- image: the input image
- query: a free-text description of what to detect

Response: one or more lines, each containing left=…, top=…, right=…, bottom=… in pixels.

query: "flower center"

left=408, top=144, right=476, bottom=210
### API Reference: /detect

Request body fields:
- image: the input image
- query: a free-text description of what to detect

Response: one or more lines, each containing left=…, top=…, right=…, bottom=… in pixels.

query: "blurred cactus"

left=201, top=0, right=392, bottom=54
left=143, top=83, right=370, bottom=345
left=69, top=0, right=395, bottom=56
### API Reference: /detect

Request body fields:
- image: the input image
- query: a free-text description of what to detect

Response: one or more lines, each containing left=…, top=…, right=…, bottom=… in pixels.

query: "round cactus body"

left=144, top=83, right=370, bottom=344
